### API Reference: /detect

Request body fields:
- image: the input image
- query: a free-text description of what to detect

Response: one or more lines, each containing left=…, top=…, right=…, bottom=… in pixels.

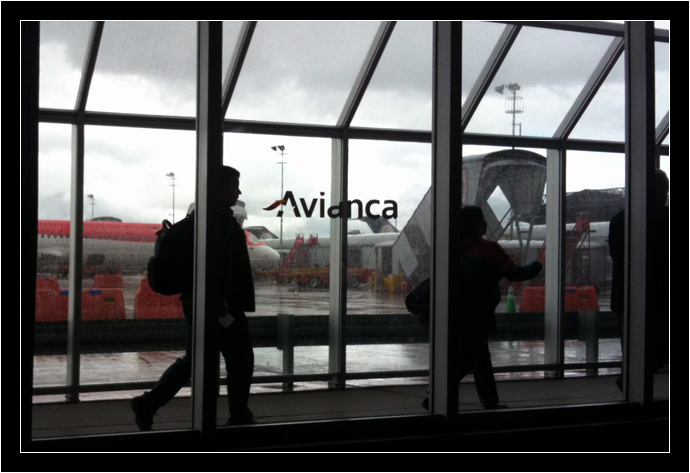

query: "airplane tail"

left=358, top=217, right=398, bottom=234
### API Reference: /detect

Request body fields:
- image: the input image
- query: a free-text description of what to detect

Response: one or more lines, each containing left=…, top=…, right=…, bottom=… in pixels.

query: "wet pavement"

left=35, top=275, right=623, bottom=400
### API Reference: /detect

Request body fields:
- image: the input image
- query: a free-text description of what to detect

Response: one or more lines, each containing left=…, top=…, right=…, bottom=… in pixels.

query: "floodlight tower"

left=495, top=83, right=523, bottom=136
left=271, top=145, right=286, bottom=249
left=87, top=194, right=96, bottom=220
left=166, top=172, right=176, bottom=223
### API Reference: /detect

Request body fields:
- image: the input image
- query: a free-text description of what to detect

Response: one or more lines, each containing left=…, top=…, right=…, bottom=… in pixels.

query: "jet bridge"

left=390, top=149, right=546, bottom=287
left=462, top=149, right=546, bottom=244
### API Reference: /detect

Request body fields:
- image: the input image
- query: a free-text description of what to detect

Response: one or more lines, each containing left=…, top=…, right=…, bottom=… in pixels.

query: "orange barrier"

left=35, top=288, right=125, bottom=321
left=93, top=273, right=124, bottom=288
left=134, top=279, right=184, bottom=319
left=520, top=286, right=600, bottom=312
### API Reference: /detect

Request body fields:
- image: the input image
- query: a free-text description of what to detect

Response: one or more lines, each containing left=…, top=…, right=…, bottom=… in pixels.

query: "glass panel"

left=564, top=151, right=625, bottom=394
left=572, top=39, right=669, bottom=143
left=461, top=21, right=506, bottom=107
left=654, top=22, right=670, bottom=140
left=351, top=21, right=433, bottom=130
left=655, top=41, right=669, bottom=131
left=34, top=124, right=72, bottom=407
left=222, top=22, right=244, bottom=81
left=33, top=125, right=197, bottom=437
left=568, top=54, right=625, bottom=142
left=221, top=133, right=333, bottom=422
left=459, top=145, right=547, bottom=410
left=655, top=157, right=670, bottom=399
left=87, top=21, right=196, bottom=116
left=466, top=26, right=614, bottom=137
left=346, top=140, right=431, bottom=394
left=84, top=126, right=196, bottom=431
left=39, top=21, right=93, bottom=110
left=226, top=21, right=381, bottom=125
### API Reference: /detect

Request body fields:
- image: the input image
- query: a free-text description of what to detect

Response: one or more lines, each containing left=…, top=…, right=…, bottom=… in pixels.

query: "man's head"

left=458, top=205, right=487, bottom=240
left=220, top=166, right=241, bottom=207
left=655, top=169, right=669, bottom=209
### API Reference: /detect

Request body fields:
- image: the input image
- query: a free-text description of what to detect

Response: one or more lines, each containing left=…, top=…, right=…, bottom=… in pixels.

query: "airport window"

left=83, top=124, right=195, bottom=420
left=34, top=123, right=71, bottom=400
left=564, top=151, right=626, bottom=387
left=345, top=140, right=431, bottom=388
left=28, top=21, right=669, bottom=446
left=456, top=145, right=552, bottom=406
left=222, top=133, right=335, bottom=409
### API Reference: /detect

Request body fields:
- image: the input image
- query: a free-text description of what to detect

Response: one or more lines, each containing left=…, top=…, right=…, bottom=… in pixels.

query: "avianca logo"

left=264, top=191, right=398, bottom=219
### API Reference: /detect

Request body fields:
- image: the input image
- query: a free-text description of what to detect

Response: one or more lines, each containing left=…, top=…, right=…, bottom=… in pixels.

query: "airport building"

left=22, top=21, right=670, bottom=454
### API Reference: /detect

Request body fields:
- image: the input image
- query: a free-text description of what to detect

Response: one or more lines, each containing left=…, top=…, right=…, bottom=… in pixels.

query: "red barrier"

left=520, top=286, right=599, bottom=312
left=565, top=287, right=580, bottom=312
left=35, top=288, right=125, bottom=321
left=93, top=273, right=124, bottom=288
left=82, top=289, right=126, bottom=320
left=35, top=290, right=69, bottom=321
left=36, top=277, right=60, bottom=291
left=520, top=287, right=545, bottom=312
left=577, top=286, right=600, bottom=311
left=134, top=279, right=184, bottom=319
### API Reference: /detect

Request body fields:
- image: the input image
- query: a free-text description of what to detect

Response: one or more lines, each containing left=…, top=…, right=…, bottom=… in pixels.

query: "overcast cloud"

left=35, top=21, right=670, bottom=236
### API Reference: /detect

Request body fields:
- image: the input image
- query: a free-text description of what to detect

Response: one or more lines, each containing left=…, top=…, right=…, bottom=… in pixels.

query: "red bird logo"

left=263, top=199, right=287, bottom=211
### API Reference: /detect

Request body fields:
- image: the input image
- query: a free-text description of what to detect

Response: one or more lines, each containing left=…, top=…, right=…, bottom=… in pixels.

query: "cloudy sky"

left=35, top=21, right=670, bottom=238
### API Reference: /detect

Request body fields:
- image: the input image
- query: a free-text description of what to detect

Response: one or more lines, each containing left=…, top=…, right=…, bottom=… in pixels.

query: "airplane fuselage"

left=36, top=219, right=281, bottom=275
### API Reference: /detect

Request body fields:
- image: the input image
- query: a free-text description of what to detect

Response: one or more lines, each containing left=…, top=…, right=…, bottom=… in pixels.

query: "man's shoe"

left=225, top=406, right=255, bottom=426
left=132, top=395, right=156, bottom=431
left=615, top=377, right=623, bottom=392
left=225, top=416, right=256, bottom=426
left=483, top=403, right=508, bottom=410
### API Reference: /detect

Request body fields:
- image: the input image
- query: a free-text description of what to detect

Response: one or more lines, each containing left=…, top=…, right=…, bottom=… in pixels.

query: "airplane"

left=36, top=212, right=282, bottom=277
left=257, top=210, right=615, bottom=291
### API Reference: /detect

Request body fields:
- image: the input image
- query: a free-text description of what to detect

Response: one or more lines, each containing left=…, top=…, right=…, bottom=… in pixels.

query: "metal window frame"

left=65, top=21, right=103, bottom=402
left=431, top=21, right=464, bottom=420
left=25, top=21, right=670, bottom=431
left=624, top=21, right=658, bottom=407
left=193, top=20, right=225, bottom=436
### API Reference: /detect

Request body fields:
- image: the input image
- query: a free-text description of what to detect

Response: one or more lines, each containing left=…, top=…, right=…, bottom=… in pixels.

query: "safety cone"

left=506, top=285, right=516, bottom=313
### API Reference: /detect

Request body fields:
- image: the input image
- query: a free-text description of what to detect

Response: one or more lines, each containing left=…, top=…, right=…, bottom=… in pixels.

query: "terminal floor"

left=31, top=373, right=668, bottom=440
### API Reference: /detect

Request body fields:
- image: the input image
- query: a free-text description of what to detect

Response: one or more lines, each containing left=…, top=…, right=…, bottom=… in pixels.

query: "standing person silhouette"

left=454, top=206, right=542, bottom=409
left=609, top=169, right=669, bottom=389
left=132, top=165, right=256, bottom=429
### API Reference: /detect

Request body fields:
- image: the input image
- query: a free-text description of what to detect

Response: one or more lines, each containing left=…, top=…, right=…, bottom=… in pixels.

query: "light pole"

left=495, top=83, right=523, bottom=136
left=166, top=172, right=176, bottom=223
left=271, top=145, right=286, bottom=249
left=87, top=194, right=96, bottom=220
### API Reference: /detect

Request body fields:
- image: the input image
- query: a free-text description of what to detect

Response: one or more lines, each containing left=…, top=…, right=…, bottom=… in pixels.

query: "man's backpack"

left=147, top=216, right=194, bottom=295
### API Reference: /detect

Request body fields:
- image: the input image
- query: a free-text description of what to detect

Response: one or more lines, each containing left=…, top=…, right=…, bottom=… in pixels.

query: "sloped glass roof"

left=39, top=21, right=91, bottom=109
left=351, top=21, right=432, bottom=131
left=88, top=21, right=197, bottom=116
left=37, top=20, right=670, bottom=148
left=228, top=21, right=381, bottom=126
left=465, top=25, right=617, bottom=138
left=569, top=55, right=625, bottom=142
